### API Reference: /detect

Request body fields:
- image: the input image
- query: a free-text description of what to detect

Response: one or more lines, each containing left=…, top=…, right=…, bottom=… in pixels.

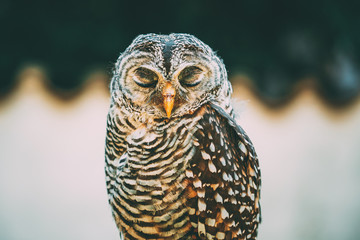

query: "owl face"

left=111, top=33, right=228, bottom=119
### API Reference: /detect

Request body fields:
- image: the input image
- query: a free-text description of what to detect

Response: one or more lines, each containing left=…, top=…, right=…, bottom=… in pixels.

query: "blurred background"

left=1, top=0, right=360, bottom=239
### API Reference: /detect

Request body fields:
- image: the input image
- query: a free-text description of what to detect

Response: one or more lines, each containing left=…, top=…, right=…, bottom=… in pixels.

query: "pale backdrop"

left=1, top=69, right=360, bottom=240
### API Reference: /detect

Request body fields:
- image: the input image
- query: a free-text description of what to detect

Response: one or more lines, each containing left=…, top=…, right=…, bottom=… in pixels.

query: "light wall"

left=0, top=70, right=359, bottom=240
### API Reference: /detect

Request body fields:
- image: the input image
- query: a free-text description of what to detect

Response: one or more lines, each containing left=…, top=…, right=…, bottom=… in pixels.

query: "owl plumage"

left=105, top=33, right=261, bottom=240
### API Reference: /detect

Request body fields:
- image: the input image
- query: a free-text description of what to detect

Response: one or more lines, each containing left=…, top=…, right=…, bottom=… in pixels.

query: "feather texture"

left=105, top=33, right=261, bottom=240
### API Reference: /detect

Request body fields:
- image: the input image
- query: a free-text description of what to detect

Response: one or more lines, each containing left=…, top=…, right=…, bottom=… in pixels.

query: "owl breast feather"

left=108, top=105, right=260, bottom=239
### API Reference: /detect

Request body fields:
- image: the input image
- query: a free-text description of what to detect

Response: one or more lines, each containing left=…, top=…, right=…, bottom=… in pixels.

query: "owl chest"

left=121, top=122, right=197, bottom=197
left=112, top=122, right=199, bottom=237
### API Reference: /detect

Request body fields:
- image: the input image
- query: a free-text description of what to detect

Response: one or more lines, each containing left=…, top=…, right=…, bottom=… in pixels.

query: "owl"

left=105, top=33, right=261, bottom=240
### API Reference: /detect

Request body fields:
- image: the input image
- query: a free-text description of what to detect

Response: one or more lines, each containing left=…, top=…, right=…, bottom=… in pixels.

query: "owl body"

left=105, top=34, right=261, bottom=239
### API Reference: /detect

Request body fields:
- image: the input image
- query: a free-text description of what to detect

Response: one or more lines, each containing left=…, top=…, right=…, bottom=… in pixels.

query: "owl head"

left=110, top=33, right=232, bottom=119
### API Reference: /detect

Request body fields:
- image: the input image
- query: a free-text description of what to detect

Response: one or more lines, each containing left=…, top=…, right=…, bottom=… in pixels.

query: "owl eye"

left=178, top=66, right=203, bottom=87
left=133, top=67, right=158, bottom=88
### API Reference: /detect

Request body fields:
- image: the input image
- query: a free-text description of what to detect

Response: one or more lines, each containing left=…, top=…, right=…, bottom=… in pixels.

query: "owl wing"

left=187, top=103, right=261, bottom=240
left=104, top=106, right=129, bottom=196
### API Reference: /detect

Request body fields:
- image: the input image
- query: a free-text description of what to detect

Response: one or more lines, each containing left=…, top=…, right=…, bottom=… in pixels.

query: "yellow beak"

left=163, top=83, right=176, bottom=118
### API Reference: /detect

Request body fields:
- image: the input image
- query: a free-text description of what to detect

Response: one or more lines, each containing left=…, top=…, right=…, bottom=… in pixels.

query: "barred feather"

left=105, top=104, right=260, bottom=239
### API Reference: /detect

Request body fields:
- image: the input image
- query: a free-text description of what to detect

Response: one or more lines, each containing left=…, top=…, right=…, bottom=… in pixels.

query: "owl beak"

left=163, top=83, right=176, bottom=118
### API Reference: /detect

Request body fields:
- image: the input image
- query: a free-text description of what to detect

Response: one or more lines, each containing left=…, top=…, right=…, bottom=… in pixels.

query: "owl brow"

left=131, top=41, right=156, bottom=52
left=180, top=44, right=204, bottom=53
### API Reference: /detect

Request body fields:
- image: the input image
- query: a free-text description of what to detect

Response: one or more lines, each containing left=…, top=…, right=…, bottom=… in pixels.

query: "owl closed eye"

left=178, top=65, right=204, bottom=87
left=132, top=67, right=159, bottom=88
